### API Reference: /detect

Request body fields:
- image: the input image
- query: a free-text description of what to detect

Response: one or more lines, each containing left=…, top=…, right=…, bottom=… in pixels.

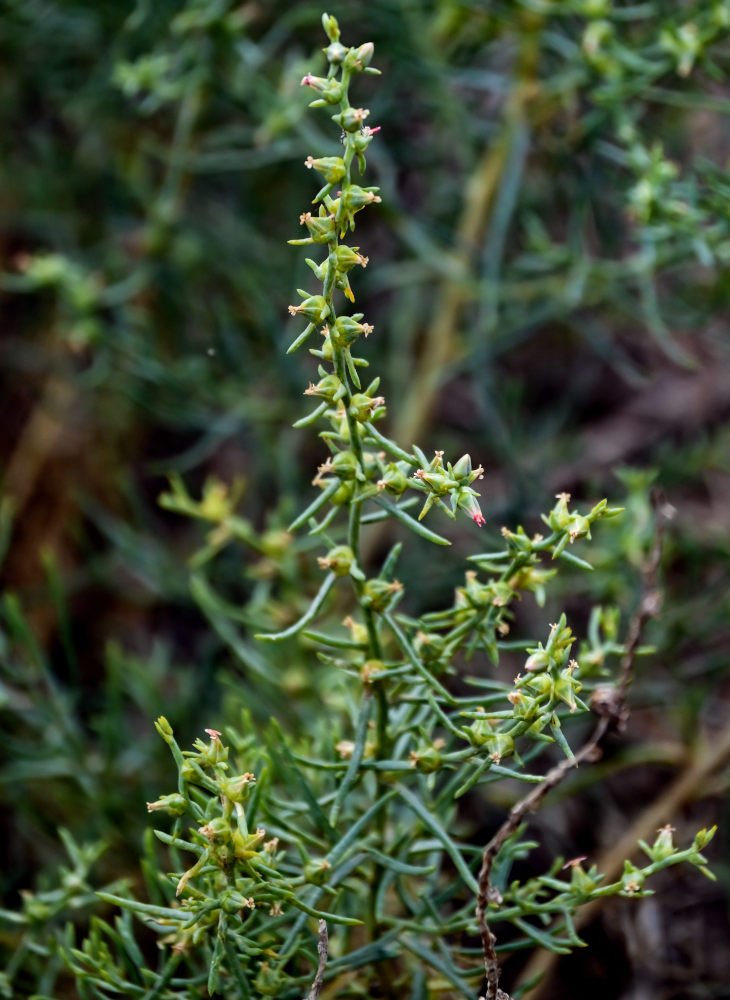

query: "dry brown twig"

left=475, top=489, right=670, bottom=1000
left=305, top=920, right=329, bottom=1000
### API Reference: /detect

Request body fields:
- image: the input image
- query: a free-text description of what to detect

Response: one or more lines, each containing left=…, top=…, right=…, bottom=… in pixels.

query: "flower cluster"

left=286, top=13, right=487, bottom=535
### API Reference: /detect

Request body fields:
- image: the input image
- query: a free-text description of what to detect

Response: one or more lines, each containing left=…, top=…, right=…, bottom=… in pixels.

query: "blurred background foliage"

left=1, top=0, right=729, bottom=997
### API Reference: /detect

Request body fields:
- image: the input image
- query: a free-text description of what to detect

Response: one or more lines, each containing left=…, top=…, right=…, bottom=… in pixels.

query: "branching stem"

left=476, top=490, right=668, bottom=999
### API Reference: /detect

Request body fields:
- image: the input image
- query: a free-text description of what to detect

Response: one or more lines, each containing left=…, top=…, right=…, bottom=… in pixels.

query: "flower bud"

left=455, top=488, right=486, bottom=527
left=451, top=454, right=473, bottom=480
left=692, top=826, right=717, bottom=851
left=155, top=716, right=174, bottom=739
left=524, top=647, right=550, bottom=672
left=321, top=12, right=340, bottom=42
left=344, top=42, right=375, bottom=71
left=300, top=73, right=343, bottom=104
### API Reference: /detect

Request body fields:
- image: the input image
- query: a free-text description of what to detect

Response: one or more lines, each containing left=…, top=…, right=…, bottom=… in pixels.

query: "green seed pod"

left=197, top=816, right=231, bottom=844
left=409, top=739, right=446, bottom=774
left=485, top=731, right=514, bottom=763
left=331, top=449, right=360, bottom=480
left=361, top=577, right=403, bottom=612
left=524, top=672, right=553, bottom=698
left=334, top=244, right=369, bottom=272
left=467, top=714, right=493, bottom=747
left=304, top=858, right=332, bottom=885
left=413, top=630, right=447, bottom=662
left=304, top=372, right=345, bottom=402
left=331, top=480, right=356, bottom=506
left=331, top=314, right=373, bottom=347
left=376, top=461, right=409, bottom=495
left=146, top=793, right=188, bottom=816
left=413, top=468, right=456, bottom=495
left=288, top=292, right=330, bottom=324
left=297, top=210, right=336, bottom=243
left=324, top=40, right=348, bottom=64
left=332, top=106, right=370, bottom=132
left=254, top=963, right=285, bottom=996
left=621, top=861, right=645, bottom=896
left=567, top=514, right=591, bottom=541
left=220, top=771, right=257, bottom=803
left=348, top=392, right=384, bottom=422
left=305, top=155, right=347, bottom=184
left=317, top=544, right=356, bottom=576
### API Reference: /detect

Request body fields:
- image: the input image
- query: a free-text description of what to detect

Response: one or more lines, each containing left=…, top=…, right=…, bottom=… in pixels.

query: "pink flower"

left=471, top=510, right=486, bottom=527
left=205, top=728, right=222, bottom=740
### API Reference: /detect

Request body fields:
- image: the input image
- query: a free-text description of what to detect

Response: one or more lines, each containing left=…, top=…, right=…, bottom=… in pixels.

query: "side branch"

left=475, top=490, right=669, bottom=1000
